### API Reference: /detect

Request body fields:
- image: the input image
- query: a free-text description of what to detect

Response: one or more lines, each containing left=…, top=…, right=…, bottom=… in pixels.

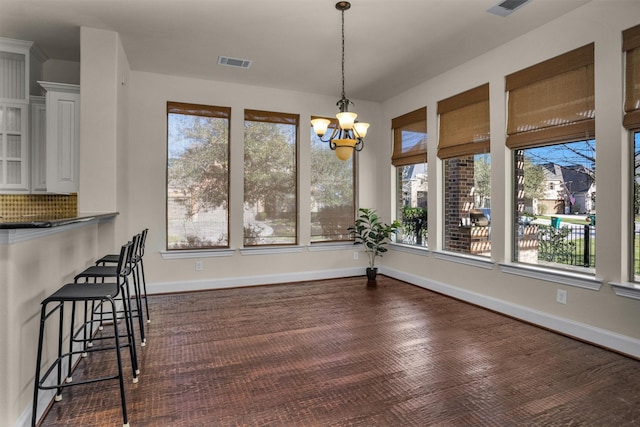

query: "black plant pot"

left=366, top=267, right=378, bottom=281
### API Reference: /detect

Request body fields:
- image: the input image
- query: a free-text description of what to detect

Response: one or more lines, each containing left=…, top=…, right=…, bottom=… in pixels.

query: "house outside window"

left=310, top=118, right=355, bottom=242
left=438, top=84, right=491, bottom=257
left=392, top=107, right=428, bottom=247
left=508, top=44, right=596, bottom=272
left=166, top=102, right=230, bottom=250
left=244, top=109, right=298, bottom=246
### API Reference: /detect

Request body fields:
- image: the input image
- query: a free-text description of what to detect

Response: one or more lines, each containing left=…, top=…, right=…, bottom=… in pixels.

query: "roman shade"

left=245, top=109, right=298, bottom=124
left=437, top=84, right=490, bottom=159
left=624, top=24, right=640, bottom=130
left=505, top=43, right=595, bottom=149
left=167, top=102, right=230, bottom=118
left=391, top=107, right=427, bottom=166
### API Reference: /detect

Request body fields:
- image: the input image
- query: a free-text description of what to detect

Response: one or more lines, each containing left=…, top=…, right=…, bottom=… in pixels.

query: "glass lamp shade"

left=336, top=112, right=357, bottom=130
left=333, top=138, right=356, bottom=161
left=311, top=118, right=331, bottom=136
left=353, top=122, right=370, bottom=138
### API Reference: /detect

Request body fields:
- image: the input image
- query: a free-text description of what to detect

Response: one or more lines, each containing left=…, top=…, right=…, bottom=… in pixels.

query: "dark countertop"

left=0, top=212, right=118, bottom=229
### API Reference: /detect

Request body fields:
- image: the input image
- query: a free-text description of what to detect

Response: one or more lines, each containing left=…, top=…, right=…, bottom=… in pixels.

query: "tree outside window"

left=244, top=110, right=298, bottom=246
left=167, top=102, right=230, bottom=250
left=310, top=122, right=355, bottom=242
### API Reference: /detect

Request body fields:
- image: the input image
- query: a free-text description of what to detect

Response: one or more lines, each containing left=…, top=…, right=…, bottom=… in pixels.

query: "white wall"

left=126, top=71, right=382, bottom=291
left=43, top=59, right=80, bottom=85
left=381, top=1, right=640, bottom=356
left=79, top=27, right=119, bottom=215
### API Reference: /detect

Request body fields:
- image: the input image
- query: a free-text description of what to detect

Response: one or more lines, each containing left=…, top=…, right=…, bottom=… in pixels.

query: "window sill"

left=160, top=248, right=235, bottom=259
left=307, top=242, right=355, bottom=252
left=609, top=281, right=640, bottom=300
left=500, top=262, right=602, bottom=290
left=239, top=245, right=304, bottom=256
left=390, top=243, right=430, bottom=256
left=433, top=251, right=494, bottom=269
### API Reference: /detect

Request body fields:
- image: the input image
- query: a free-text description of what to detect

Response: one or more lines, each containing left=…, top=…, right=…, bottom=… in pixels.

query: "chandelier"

left=311, top=1, right=370, bottom=161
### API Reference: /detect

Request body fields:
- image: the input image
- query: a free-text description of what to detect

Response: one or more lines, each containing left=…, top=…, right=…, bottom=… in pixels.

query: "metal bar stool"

left=31, top=244, right=136, bottom=427
left=97, top=228, right=150, bottom=325
left=77, top=233, right=146, bottom=350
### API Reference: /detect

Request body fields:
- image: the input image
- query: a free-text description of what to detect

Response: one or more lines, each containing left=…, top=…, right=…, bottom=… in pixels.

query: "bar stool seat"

left=31, top=280, right=133, bottom=427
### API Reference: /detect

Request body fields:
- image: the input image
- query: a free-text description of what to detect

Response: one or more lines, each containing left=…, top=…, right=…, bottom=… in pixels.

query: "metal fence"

left=537, top=224, right=595, bottom=268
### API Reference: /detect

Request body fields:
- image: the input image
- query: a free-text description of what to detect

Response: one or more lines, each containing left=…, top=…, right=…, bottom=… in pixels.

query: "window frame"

left=437, top=84, right=492, bottom=257
left=309, top=116, right=357, bottom=243
left=506, top=44, right=596, bottom=273
left=392, top=107, right=428, bottom=248
left=243, top=109, right=299, bottom=247
left=625, top=24, right=640, bottom=281
left=166, top=101, right=231, bottom=251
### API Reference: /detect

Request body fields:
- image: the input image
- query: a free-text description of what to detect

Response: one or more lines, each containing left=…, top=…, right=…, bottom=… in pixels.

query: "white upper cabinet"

left=0, top=38, right=30, bottom=103
left=0, top=38, right=32, bottom=191
left=0, top=37, right=80, bottom=194
left=38, top=81, right=80, bottom=194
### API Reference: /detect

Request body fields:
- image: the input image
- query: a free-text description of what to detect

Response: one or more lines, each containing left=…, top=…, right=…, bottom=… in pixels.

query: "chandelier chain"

left=341, top=7, right=346, bottom=102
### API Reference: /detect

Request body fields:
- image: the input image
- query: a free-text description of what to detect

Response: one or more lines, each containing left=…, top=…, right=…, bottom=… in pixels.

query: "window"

left=310, top=117, right=355, bottom=242
left=244, top=109, right=298, bottom=246
left=166, top=102, right=230, bottom=249
left=624, top=24, right=640, bottom=279
left=632, top=132, right=639, bottom=279
left=438, top=84, right=491, bottom=256
left=392, top=107, right=428, bottom=247
left=508, top=44, right=596, bottom=272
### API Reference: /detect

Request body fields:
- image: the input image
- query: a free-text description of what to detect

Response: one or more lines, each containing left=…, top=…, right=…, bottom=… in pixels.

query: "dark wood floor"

left=39, top=276, right=640, bottom=426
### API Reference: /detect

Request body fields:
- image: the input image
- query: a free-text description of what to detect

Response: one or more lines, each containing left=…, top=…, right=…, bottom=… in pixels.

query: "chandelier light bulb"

left=354, top=122, right=370, bottom=138
left=311, top=118, right=331, bottom=136
left=337, top=112, right=357, bottom=130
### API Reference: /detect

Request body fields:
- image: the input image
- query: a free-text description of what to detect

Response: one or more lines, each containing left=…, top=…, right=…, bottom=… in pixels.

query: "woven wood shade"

left=167, top=101, right=230, bottom=118
left=391, top=107, right=427, bottom=166
left=505, top=44, right=595, bottom=148
left=245, top=109, right=298, bottom=124
left=624, top=24, right=640, bottom=130
left=437, top=84, right=490, bottom=159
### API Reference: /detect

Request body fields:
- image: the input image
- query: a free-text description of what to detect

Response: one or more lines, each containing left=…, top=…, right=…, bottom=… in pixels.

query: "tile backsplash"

left=0, top=194, right=78, bottom=221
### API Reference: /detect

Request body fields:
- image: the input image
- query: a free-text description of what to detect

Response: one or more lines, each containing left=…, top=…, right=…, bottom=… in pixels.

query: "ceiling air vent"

left=217, top=56, right=252, bottom=69
left=487, top=0, right=531, bottom=17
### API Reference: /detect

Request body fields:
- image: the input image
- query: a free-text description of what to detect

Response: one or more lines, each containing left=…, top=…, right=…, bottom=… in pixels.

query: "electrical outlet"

left=195, top=261, right=203, bottom=271
left=556, top=289, right=567, bottom=304
left=353, top=251, right=359, bottom=260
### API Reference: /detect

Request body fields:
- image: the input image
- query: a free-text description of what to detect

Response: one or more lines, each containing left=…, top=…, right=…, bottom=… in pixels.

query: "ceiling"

left=0, top=0, right=591, bottom=102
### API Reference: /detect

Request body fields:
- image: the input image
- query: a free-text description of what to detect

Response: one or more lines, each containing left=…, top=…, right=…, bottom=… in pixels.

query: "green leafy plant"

left=348, top=208, right=401, bottom=269
left=401, top=206, right=427, bottom=246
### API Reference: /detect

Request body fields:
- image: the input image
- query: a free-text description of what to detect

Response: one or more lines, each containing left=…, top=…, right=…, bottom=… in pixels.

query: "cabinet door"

left=45, top=89, right=79, bottom=194
left=30, top=97, right=46, bottom=192
left=0, top=103, right=29, bottom=191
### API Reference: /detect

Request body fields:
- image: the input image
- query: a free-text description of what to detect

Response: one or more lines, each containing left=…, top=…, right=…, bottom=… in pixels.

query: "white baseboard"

left=147, top=267, right=365, bottom=294
left=380, top=266, right=640, bottom=359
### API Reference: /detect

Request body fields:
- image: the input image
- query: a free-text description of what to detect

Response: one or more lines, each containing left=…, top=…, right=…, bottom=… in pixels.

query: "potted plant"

left=348, top=208, right=401, bottom=282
